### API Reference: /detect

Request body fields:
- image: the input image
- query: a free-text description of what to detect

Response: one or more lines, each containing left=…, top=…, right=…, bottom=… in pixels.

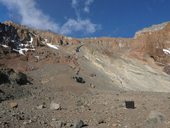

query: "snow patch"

left=46, top=43, right=59, bottom=50
left=1, top=44, right=9, bottom=48
left=41, top=38, right=59, bottom=50
left=28, top=35, right=34, bottom=48
left=13, top=48, right=35, bottom=55
left=19, top=48, right=29, bottom=55
left=29, top=37, right=33, bottom=43
left=163, top=49, right=170, bottom=55
left=19, top=44, right=24, bottom=47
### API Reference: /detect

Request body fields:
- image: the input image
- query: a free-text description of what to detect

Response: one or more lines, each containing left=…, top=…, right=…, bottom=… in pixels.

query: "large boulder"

left=0, top=71, right=9, bottom=84
left=0, top=67, right=30, bottom=85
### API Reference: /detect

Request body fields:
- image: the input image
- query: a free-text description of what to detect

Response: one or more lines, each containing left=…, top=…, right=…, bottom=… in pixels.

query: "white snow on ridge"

left=46, top=43, right=59, bottom=50
left=13, top=48, right=35, bottom=55
left=29, top=37, right=33, bottom=43
left=41, top=38, right=59, bottom=50
left=28, top=35, right=35, bottom=49
left=19, top=48, right=29, bottom=55
left=1, top=44, right=9, bottom=48
left=163, top=49, right=170, bottom=55
left=1, top=35, right=59, bottom=56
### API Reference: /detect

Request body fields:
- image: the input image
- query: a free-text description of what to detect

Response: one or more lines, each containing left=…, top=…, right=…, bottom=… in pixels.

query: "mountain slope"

left=1, top=21, right=170, bottom=128
left=0, top=21, right=170, bottom=92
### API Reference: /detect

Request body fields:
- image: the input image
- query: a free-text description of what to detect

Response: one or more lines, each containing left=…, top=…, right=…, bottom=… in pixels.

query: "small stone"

left=73, top=76, right=85, bottom=84
left=73, top=120, right=85, bottom=128
left=66, top=122, right=73, bottom=127
left=112, top=123, right=119, bottom=127
left=52, top=118, right=57, bottom=121
left=32, top=116, right=38, bottom=122
left=146, top=111, right=165, bottom=127
left=9, top=102, right=18, bottom=108
left=39, top=120, right=45, bottom=124
left=76, top=99, right=84, bottom=106
left=90, top=83, right=95, bottom=88
left=2, top=122, right=9, bottom=127
left=98, top=119, right=106, bottom=124
left=36, top=105, right=45, bottom=109
left=23, top=121, right=27, bottom=125
left=50, top=120, right=64, bottom=128
left=23, top=120, right=32, bottom=125
left=90, top=73, right=96, bottom=77
left=50, top=102, right=61, bottom=110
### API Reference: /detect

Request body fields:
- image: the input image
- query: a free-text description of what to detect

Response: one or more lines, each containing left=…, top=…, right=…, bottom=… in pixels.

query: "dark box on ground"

left=125, top=101, right=135, bottom=109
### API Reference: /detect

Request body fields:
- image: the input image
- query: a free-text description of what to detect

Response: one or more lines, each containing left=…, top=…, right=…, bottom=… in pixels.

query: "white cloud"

left=71, top=0, right=95, bottom=14
left=0, top=0, right=59, bottom=32
left=0, top=0, right=100, bottom=35
left=60, top=18, right=99, bottom=34
left=71, top=0, right=80, bottom=18
left=69, top=0, right=99, bottom=35
left=71, top=0, right=78, bottom=7
left=84, top=0, right=94, bottom=13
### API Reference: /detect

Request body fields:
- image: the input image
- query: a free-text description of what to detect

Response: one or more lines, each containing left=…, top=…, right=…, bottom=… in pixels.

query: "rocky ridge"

left=1, top=21, right=170, bottom=67
left=1, top=21, right=170, bottom=88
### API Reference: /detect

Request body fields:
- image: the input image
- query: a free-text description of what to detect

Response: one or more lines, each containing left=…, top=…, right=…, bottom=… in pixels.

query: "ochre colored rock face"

left=132, top=23, right=170, bottom=65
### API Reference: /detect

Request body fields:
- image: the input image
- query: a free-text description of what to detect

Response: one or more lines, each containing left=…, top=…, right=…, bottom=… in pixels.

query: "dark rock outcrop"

left=0, top=67, right=30, bottom=85
left=73, top=76, right=86, bottom=84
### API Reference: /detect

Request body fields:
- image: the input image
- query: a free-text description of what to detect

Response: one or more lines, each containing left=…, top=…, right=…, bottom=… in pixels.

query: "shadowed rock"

left=0, top=67, right=31, bottom=85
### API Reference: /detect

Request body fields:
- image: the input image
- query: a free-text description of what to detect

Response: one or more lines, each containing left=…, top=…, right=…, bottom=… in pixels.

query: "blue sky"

left=0, top=0, right=170, bottom=38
